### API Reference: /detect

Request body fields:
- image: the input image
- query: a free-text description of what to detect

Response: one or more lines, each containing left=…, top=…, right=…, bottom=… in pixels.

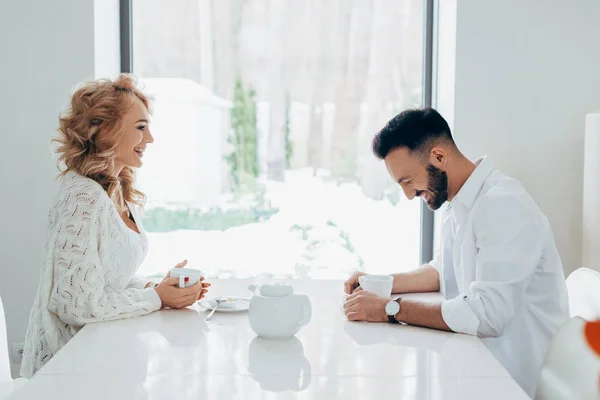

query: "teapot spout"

left=248, top=284, right=258, bottom=295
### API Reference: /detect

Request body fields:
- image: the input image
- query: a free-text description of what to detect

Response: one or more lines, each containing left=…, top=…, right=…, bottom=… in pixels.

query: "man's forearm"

left=391, top=264, right=440, bottom=294
left=395, top=299, right=451, bottom=331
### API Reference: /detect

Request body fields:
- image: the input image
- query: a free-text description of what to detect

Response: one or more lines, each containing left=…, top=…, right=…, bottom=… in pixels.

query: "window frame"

left=119, top=0, right=436, bottom=265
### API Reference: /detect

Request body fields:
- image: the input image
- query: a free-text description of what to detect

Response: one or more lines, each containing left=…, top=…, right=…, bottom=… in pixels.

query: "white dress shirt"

left=431, top=156, right=569, bottom=397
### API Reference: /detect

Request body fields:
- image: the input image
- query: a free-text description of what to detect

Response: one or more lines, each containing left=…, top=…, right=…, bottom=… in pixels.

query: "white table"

left=10, top=280, right=528, bottom=399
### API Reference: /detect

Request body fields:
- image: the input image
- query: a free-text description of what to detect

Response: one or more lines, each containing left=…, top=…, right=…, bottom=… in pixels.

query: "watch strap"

left=387, top=297, right=402, bottom=324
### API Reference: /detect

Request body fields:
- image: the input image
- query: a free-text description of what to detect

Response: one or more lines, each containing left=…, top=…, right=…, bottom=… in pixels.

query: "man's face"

left=384, top=147, right=448, bottom=210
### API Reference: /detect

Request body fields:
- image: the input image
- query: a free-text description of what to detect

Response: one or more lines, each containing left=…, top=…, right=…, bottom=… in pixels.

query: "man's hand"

left=344, top=271, right=368, bottom=294
left=343, top=290, right=389, bottom=322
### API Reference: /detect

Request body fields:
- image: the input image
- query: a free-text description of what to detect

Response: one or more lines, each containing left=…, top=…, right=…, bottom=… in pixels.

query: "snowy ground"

left=139, top=169, right=421, bottom=280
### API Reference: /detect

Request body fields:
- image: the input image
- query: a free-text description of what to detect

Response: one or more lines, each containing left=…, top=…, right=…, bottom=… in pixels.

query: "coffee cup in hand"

left=358, top=275, right=393, bottom=297
left=169, top=268, right=204, bottom=288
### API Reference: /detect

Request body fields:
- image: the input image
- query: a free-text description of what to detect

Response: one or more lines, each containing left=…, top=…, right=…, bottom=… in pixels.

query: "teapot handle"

left=299, top=294, right=312, bottom=326
left=299, top=354, right=312, bottom=390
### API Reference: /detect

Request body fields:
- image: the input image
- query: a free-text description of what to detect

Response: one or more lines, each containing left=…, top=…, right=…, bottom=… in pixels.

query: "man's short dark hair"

left=372, top=108, right=455, bottom=160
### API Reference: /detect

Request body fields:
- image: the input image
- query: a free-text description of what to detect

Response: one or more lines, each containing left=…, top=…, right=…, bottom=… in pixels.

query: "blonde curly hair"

left=54, top=74, right=151, bottom=213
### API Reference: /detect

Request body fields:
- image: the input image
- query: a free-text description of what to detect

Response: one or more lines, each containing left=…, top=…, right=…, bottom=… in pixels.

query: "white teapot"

left=248, top=283, right=312, bottom=339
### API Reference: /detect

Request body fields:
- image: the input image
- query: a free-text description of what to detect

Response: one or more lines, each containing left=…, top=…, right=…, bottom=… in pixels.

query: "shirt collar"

left=450, top=156, right=494, bottom=210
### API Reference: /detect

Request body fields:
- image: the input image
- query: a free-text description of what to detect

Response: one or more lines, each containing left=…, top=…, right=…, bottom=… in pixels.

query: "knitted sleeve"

left=47, top=180, right=161, bottom=327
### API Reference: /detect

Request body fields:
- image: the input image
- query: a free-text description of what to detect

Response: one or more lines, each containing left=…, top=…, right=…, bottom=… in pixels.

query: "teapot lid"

left=259, top=282, right=294, bottom=297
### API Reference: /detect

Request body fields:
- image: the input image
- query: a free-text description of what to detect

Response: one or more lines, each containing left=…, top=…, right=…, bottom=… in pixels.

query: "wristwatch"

left=385, top=297, right=402, bottom=324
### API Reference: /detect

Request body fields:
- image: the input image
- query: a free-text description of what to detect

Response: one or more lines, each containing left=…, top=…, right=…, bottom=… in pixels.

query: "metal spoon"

left=205, top=297, right=225, bottom=321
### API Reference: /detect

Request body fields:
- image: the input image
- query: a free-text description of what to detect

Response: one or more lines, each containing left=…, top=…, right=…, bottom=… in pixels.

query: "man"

left=343, top=108, right=569, bottom=397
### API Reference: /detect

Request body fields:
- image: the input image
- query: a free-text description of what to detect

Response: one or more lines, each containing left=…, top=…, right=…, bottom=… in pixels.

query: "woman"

left=20, top=74, right=209, bottom=378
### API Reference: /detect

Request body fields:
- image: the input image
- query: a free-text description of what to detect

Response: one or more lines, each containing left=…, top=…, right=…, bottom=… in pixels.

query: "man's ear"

left=428, top=147, right=447, bottom=169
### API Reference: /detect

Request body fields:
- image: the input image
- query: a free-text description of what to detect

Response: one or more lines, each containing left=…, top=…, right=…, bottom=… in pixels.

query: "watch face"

left=385, top=300, right=400, bottom=316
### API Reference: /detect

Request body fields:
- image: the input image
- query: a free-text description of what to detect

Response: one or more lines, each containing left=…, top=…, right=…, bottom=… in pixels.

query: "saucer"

left=200, top=296, right=250, bottom=313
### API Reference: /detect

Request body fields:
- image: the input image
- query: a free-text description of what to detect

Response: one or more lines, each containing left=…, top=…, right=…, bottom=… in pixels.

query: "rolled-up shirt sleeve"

left=429, top=247, right=440, bottom=272
left=441, top=195, right=545, bottom=338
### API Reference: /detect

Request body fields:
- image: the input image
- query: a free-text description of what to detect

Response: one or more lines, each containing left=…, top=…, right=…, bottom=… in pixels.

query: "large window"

left=129, top=0, right=429, bottom=279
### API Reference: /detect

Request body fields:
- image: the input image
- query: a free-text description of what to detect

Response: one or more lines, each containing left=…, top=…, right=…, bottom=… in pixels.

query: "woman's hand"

left=154, top=259, right=212, bottom=307
left=197, top=277, right=211, bottom=301
left=155, top=277, right=205, bottom=309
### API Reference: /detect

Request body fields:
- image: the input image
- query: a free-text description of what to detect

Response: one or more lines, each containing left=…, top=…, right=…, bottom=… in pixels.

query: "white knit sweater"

left=20, top=171, right=162, bottom=378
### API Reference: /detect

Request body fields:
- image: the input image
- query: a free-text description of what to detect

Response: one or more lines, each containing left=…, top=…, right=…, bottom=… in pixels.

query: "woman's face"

left=114, top=96, right=154, bottom=171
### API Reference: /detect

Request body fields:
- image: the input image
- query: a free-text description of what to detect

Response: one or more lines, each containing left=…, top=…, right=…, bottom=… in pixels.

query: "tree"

left=306, top=0, right=339, bottom=175
left=210, top=0, right=246, bottom=100
left=265, top=0, right=287, bottom=181
left=285, top=91, right=294, bottom=168
left=360, top=0, right=400, bottom=200
left=330, top=0, right=373, bottom=181
left=390, top=0, right=423, bottom=108
left=227, top=77, right=259, bottom=188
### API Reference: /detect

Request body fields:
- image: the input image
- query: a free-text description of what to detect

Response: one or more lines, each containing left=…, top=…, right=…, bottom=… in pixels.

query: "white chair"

left=0, top=295, right=28, bottom=399
left=536, top=317, right=600, bottom=399
left=536, top=268, right=600, bottom=399
left=566, top=267, right=600, bottom=320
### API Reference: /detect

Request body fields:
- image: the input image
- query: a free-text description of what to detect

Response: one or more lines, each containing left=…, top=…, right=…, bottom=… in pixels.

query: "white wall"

left=582, top=112, right=600, bottom=270
left=0, top=0, right=118, bottom=377
left=436, top=0, right=600, bottom=276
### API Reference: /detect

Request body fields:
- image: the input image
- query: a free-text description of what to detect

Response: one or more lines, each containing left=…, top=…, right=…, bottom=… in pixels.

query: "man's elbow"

left=477, top=319, right=507, bottom=338
left=471, top=296, right=518, bottom=338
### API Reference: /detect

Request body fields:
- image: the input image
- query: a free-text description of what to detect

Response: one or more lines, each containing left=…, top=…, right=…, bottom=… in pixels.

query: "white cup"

left=358, top=274, right=393, bottom=297
left=169, top=268, right=204, bottom=288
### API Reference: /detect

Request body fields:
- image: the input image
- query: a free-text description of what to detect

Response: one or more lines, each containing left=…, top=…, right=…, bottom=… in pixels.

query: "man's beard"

left=416, top=164, right=448, bottom=210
